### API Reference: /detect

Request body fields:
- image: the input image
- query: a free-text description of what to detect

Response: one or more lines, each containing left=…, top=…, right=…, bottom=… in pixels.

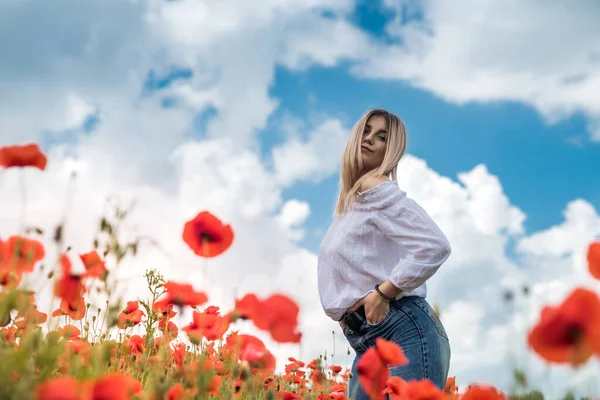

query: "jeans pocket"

left=342, top=326, right=363, bottom=351
left=365, top=305, right=394, bottom=328
left=412, top=298, right=449, bottom=340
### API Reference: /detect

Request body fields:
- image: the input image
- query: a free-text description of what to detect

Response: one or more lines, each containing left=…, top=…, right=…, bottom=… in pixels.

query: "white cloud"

left=354, top=0, right=600, bottom=141
left=276, top=199, right=311, bottom=241
left=142, top=0, right=357, bottom=146
left=278, top=200, right=311, bottom=227
left=457, top=165, right=526, bottom=236
left=517, top=200, right=600, bottom=258
left=272, top=118, right=348, bottom=186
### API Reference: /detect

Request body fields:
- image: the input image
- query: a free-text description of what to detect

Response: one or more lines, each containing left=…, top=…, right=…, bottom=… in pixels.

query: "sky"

left=1, top=0, right=600, bottom=397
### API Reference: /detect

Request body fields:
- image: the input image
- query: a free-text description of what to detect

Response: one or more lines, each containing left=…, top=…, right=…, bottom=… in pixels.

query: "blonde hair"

left=334, top=108, right=407, bottom=216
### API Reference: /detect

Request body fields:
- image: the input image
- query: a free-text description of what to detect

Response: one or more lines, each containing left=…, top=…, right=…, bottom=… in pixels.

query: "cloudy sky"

left=1, top=0, right=600, bottom=397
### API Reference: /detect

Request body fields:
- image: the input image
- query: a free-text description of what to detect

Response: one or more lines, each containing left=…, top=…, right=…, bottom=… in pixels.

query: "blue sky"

left=58, top=0, right=599, bottom=279
left=264, top=49, right=600, bottom=254
left=272, top=65, right=600, bottom=251
left=131, top=0, right=600, bottom=255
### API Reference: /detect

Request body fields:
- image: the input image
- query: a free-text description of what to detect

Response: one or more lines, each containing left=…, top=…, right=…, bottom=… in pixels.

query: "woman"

left=317, top=108, right=452, bottom=399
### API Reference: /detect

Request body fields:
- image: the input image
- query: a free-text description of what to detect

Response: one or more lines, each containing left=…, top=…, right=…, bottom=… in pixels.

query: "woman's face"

left=360, top=115, right=387, bottom=171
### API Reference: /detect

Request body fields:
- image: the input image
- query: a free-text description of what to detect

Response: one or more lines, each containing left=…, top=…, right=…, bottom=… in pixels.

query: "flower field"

left=1, top=143, right=600, bottom=400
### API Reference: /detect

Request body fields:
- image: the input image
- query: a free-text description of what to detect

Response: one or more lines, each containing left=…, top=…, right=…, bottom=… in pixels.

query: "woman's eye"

left=378, top=136, right=386, bottom=141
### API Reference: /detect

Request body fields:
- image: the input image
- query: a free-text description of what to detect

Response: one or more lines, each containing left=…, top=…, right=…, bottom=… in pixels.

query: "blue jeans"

left=341, top=296, right=451, bottom=400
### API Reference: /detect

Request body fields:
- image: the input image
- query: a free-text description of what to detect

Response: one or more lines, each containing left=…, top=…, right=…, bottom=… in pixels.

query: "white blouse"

left=317, top=180, right=451, bottom=321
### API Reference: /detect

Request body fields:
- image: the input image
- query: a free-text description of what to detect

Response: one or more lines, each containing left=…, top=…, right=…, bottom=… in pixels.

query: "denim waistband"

left=338, top=295, right=422, bottom=322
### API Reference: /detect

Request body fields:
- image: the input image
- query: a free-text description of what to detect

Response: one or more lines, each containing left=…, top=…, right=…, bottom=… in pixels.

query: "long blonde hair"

left=334, top=108, right=407, bottom=216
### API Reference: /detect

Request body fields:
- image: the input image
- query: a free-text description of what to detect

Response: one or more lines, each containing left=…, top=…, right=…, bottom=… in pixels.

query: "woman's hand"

left=350, top=291, right=390, bottom=324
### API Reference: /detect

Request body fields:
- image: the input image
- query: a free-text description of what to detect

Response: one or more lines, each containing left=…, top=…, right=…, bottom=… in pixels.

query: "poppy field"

left=1, top=142, right=600, bottom=400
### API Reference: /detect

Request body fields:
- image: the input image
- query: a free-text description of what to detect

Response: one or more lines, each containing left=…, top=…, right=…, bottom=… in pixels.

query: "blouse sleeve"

left=362, top=181, right=451, bottom=292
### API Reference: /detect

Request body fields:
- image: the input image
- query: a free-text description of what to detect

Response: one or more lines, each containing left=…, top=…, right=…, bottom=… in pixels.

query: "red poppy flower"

left=329, top=365, right=343, bottom=374
left=374, top=337, right=408, bottom=365
left=222, top=333, right=276, bottom=371
left=14, top=306, right=47, bottom=329
left=357, top=338, right=407, bottom=400
left=124, top=335, right=144, bottom=355
left=182, top=308, right=231, bottom=343
left=383, top=376, right=406, bottom=400
left=153, top=281, right=208, bottom=309
left=392, top=378, right=446, bottom=400
left=239, top=338, right=276, bottom=372
left=233, top=293, right=302, bottom=343
left=158, top=319, right=178, bottom=337
left=87, top=372, right=144, bottom=400
left=117, top=301, right=145, bottom=329
left=587, top=241, right=600, bottom=280
left=445, top=377, right=458, bottom=396
left=277, top=392, right=303, bottom=400
left=79, top=250, right=108, bottom=280
left=461, top=384, right=507, bottom=400
left=0, top=143, right=47, bottom=170
left=0, top=269, right=22, bottom=288
left=182, top=211, right=234, bottom=258
left=0, top=235, right=45, bottom=273
left=54, top=254, right=85, bottom=304
left=288, top=357, right=306, bottom=368
left=35, top=376, right=80, bottom=400
left=153, top=302, right=177, bottom=320
left=357, top=348, right=387, bottom=400
left=166, top=383, right=185, bottom=400
left=52, top=296, right=87, bottom=321
left=528, top=287, right=600, bottom=366
left=57, top=325, right=81, bottom=339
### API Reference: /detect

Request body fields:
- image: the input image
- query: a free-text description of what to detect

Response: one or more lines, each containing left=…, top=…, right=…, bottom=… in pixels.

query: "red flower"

left=52, top=297, right=86, bottom=321
left=124, top=335, right=145, bottom=355
left=183, top=307, right=231, bottom=343
left=528, top=287, right=600, bottom=366
left=277, top=392, right=303, bottom=400
left=233, top=293, right=302, bottom=343
left=445, top=377, right=458, bottom=398
left=587, top=241, right=600, bottom=280
left=461, top=384, right=507, bottom=400
left=15, top=306, right=47, bottom=329
left=117, top=301, right=145, bottom=329
left=166, top=383, right=185, bottom=400
left=57, top=325, right=81, bottom=339
left=54, top=254, right=85, bottom=304
left=153, top=281, right=208, bottom=309
left=329, top=365, right=343, bottom=374
left=0, top=143, right=47, bottom=170
left=158, top=319, right=178, bottom=337
left=399, top=378, right=446, bottom=400
left=0, top=235, right=45, bottom=273
left=35, top=376, right=80, bottom=400
left=182, top=211, right=234, bottom=258
left=357, top=347, right=388, bottom=400
left=87, top=372, right=144, bottom=400
left=153, top=302, right=177, bottom=320
left=223, top=333, right=276, bottom=371
left=79, top=250, right=108, bottom=281
left=357, top=338, right=407, bottom=400
left=383, top=376, right=406, bottom=400
left=240, top=339, right=276, bottom=372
